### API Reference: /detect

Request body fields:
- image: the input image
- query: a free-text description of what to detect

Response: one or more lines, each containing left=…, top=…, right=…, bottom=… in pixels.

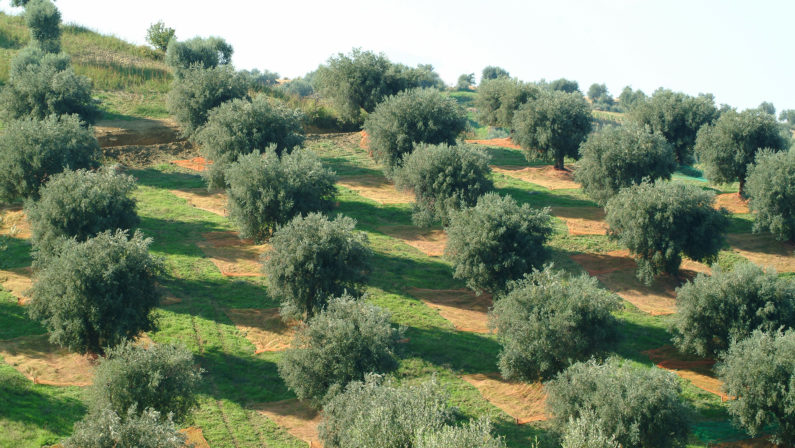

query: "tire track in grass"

left=208, top=300, right=242, bottom=448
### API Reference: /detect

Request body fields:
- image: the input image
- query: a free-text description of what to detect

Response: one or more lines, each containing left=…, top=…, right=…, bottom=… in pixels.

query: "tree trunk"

left=738, top=178, right=746, bottom=198
left=554, top=156, right=565, bottom=171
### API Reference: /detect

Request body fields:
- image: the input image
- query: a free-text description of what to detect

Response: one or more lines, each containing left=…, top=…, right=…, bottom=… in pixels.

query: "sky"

left=3, top=0, right=793, bottom=111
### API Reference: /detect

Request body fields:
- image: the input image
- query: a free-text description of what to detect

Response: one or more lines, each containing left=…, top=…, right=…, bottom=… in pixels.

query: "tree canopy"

left=746, top=148, right=795, bottom=240
left=165, top=36, right=233, bottom=71
left=24, top=0, right=61, bottom=53
left=146, top=21, right=175, bottom=52
left=474, top=77, right=538, bottom=128
left=481, top=65, right=510, bottom=81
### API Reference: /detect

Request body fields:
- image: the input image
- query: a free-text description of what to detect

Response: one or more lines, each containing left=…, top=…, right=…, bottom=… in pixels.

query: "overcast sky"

left=3, top=0, right=792, bottom=111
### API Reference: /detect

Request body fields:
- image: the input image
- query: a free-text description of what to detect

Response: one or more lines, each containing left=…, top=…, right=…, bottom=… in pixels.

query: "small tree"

left=671, top=263, right=795, bottom=357
left=394, top=143, right=493, bottom=227
left=617, top=86, right=646, bottom=111
left=264, top=213, right=371, bottom=321
left=28, top=230, right=164, bottom=355
left=455, top=73, right=474, bottom=91
left=166, top=64, right=248, bottom=138
left=280, top=78, right=314, bottom=97
left=278, top=295, right=400, bottom=406
left=90, top=341, right=202, bottom=423
left=512, top=89, right=592, bottom=170
left=587, top=83, right=614, bottom=110
left=416, top=419, right=506, bottom=448
left=445, top=193, right=553, bottom=295
left=547, top=359, right=690, bottom=448
left=481, top=65, right=510, bottom=81
left=695, top=108, right=789, bottom=196
left=746, top=149, right=795, bottom=240
left=0, top=114, right=100, bottom=202
left=605, top=181, right=729, bottom=284
left=474, top=77, right=538, bottom=128
left=491, top=266, right=621, bottom=381
left=779, top=109, right=795, bottom=127
left=225, top=149, right=336, bottom=242
left=24, top=0, right=61, bottom=53
left=364, top=88, right=466, bottom=173
left=145, top=21, right=175, bottom=52
left=560, top=410, right=620, bottom=448
left=195, top=95, right=305, bottom=189
left=575, top=123, right=676, bottom=205
left=63, top=407, right=185, bottom=448
left=165, top=36, right=233, bottom=71
left=758, top=101, right=776, bottom=115
left=548, top=78, right=580, bottom=93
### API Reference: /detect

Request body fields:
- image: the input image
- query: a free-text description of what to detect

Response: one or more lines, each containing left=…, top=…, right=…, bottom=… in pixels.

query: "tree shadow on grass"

left=495, top=184, right=595, bottom=209
left=198, top=348, right=293, bottom=406
left=612, top=312, right=673, bottom=365
left=138, top=215, right=227, bottom=258
left=129, top=167, right=205, bottom=190
left=0, top=298, right=45, bottom=340
left=404, top=326, right=500, bottom=374
left=1, top=236, right=31, bottom=270
left=161, top=275, right=276, bottom=313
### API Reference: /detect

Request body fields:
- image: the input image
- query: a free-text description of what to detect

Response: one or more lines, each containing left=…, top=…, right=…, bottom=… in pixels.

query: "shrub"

left=481, top=65, right=509, bottom=81
left=28, top=230, right=164, bottom=355
left=490, top=266, right=621, bottom=381
left=780, top=109, right=795, bottom=127
left=475, top=77, right=539, bottom=128
left=445, top=193, right=553, bottom=295
left=264, top=213, right=371, bottom=321
left=320, top=375, right=454, bottom=448
left=145, top=21, right=175, bottom=52
left=165, top=36, right=233, bottom=71
left=26, top=167, right=139, bottom=264
left=278, top=295, right=400, bottom=406
left=512, top=89, right=592, bottom=170
left=547, top=78, right=580, bottom=93
left=25, top=0, right=60, bottom=53
left=364, top=88, right=466, bottom=173
left=671, top=263, right=795, bottom=357
left=547, top=359, right=690, bottom=448
left=587, top=83, right=614, bottom=110
left=746, top=149, right=795, bottom=240
left=576, top=123, right=676, bottom=205
left=90, top=341, right=202, bottom=423
left=758, top=101, right=776, bottom=115
left=0, top=114, right=100, bottom=202
left=195, top=95, right=305, bottom=189
left=717, top=330, right=795, bottom=446
left=416, top=419, right=506, bottom=448
left=225, top=149, right=336, bottom=242
left=239, top=68, right=279, bottom=91
left=456, top=73, right=474, bottom=91
left=617, top=86, right=646, bottom=111
left=166, top=65, right=248, bottom=138
left=63, top=407, right=185, bottom=448
left=280, top=77, right=314, bottom=97
left=695, top=108, right=789, bottom=195
left=394, top=143, right=493, bottom=226
left=605, top=181, right=729, bottom=284
left=560, top=410, right=620, bottom=448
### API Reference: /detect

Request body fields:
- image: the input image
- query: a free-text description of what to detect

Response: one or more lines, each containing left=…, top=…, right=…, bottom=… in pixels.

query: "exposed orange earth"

left=492, top=165, right=580, bottom=190
left=170, top=188, right=228, bottom=217
left=461, top=372, right=547, bottom=424
left=464, top=137, right=522, bottom=150
left=643, top=345, right=728, bottom=400
left=171, top=156, right=212, bottom=172
left=407, top=288, right=492, bottom=333
left=224, top=308, right=298, bottom=353
left=196, top=231, right=270, bottom=277
left=253, top=399, right=323, bottom=447
left=378, top=225, right=447, bottom=257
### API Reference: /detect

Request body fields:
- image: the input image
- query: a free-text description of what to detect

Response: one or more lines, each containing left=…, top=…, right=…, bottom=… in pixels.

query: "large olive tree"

left=474, top=77, right=538, bottom=128
left=746, top=148, right=795, bottom=240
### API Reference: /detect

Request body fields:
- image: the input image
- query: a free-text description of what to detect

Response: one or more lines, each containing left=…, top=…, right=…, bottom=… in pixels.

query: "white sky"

left=3, top=0, right=793, bottom=111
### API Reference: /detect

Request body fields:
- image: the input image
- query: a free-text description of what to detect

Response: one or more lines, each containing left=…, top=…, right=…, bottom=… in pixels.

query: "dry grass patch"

left=196, top=231, right=270, bottom=277
left=224, top=308, right=298, bottom=354
left=549, top=206, right=607, bottom=235
left=0, top=334, right=94, bottom=387
left=714, top=193, right=750, bottom=214
left=643, top=345, right=728, bottom=400
left=171, top=156, right=212, bottom=172
left=727, top=233, right=795, bottom=273
left=94, top=118, right=181, bottom=147
left=378, top=225, right=446, bottom=257
left=492, top=165, right=580, bottom=190
left=359, top=130, right=369, bottom=150
left=0, top=206, right=31, bottom=239
left=170, top=189, right=228, bottom=217
left=464, top=137, right=522, bottom=150
left=253, top=399, right=322, bottom=446
left=0, top=267, right=33, bottom=305
left=180, top=427, right=211, bottom=448
left=337, top=175, right=413, bottom=205
left=407, top=288, right=491, bottom=333
left=570, top=250, right=636, bottom=276
left=715, top=438, right=774, bottom=448
left=461, top=372, right=547, bottom=424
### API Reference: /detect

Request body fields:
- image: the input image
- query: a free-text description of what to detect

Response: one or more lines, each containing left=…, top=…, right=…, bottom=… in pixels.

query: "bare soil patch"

left=170, top=189, right=228, bottom=217
left=224, top=308, right=298, bottom=353
left=378, top=225, right=447, bottom=257
left=181, top=427, right=211, bottom=448
left=359, top=130, right=369, bottom=150
left=94, top=118, right=181, bottom=148
left=337, top=175, right=413, bottom=204
left=104, top=141, right=195, bottom=168
left=716, top=438, right=774, bottom=448
left=570, top=250, right=636, bottom=276
left=171, top=156, right=212, bottom=173
left=253, top=399, right=322, bottom=446
left=196, top=231, right=269, bottom=277
left=643, top=345, right=728, bottom=400
left=727, top=233, right=795, bottom=273
left=464, top=137, right=522, bottom=150
left=0, top=206, right=31, bottom=239
left=492, top=165, right=579, bottom=190
left=0, top=267, right=33, bottom=305
left=0, top=334, right=94, bottom=386
left=461, top=372, right=547, bottom=424
left=549, top=206, right=607, bottom=235
left=407, top=288, right=492, bottom=333
left=714, top=193, right=750, bottom=214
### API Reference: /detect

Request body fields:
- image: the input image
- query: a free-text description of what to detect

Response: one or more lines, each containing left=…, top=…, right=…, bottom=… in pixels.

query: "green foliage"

left=194, top=95, right=305, bottom=189
left=320, top=375, right=454, bottom=448
left=145, top=21, right=175, bottom=52
left=490, top=266, right=621, bottom=381
left=717, top=330, right=795, bottom=446
left=575, top=123, right=676, bottom=205
left=28, top=230, right=164, bottom=355
left=26, top=167, right=139, bottom=265
left=512, top=89, right=592, bottom=169
left=24, top=0, right=60, bottom=53
left=474, top=77, right=539, bottom=128
left=364, top=88, right=466, bottom=172
left=280, top=77, right=314, bottom=97
left=0, top=46, right=100, bottom=123
left=238, top=68, right=279, bottom=91
left=278, top=295, right=400, bottom=406
left=63, top=406, right=185, bottom=448
left=605, top=181, right=729, bottom=283
left=560, top=410, right=620, bottom=448
left=456, top=72, right=474, bottom=91
left=547, top=78, right=580, bottom=93
left=166, top=64, right=248, bottom=138
left=90, top=341, right=202, bottom=423
left=416, top=419, right=507, bottom=448
left=0, top=114, right=100, bottom=202
left=407, top=63, right=446, bottom=90
left=224, top=149, right=336, bottom=242
left=779, top=109, right=795, bottom=127
left=165, top=35, right=232, bottom=71
left=481, top=65, right=509, bottom=81
left=394, top=142, right=493, bottom=227
left=264, top=213, right=371, bottom=320
left=617, top=86, right=646, bottom=110
left=746, top=149, right=795, bottom=240
left=758, top=101, right=776, bottom=115
left=629, top=88, right=719, bottom=164
left=445, top=193, right=553, bottom=295
left=587, top=83, right=615, bottom=110
left=672, top=263, right=795, bottom=357
left=547, top=359, right=690, bottom=448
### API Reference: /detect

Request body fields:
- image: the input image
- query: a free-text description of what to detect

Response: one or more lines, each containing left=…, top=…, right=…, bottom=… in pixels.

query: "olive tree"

left=278, top=295, right=400, bottom=406
left=165, top=36, right=233, bottom=71
left=28, top=230, right=164, bottom=355
left=694, top=108, right=789, bottom=196
left=548, top=78, right=580, bottom=93
left=481, top=65, right=509, bottom=81
left=560, top=410, right=620, bottom=448
left=587, top=83, right=614, bottom=110
left=575, top=123, right=676, bottom=205
left=25, top=0, right=61, bottom=53
left=779, top=109, right=795, bottom=127
left=0, top=114, right=100, bottom=202
left=264, top=213, right=371, bottom=321
left=758, top=101, right=776, bottom=115
left=456, top=73, right=474, bottom=90
left=145, top=21, right=175, bottom=52
left=194, top=95, right=305, bottom=189
left=364, top=88, right=466, bottom=172
left=671, top=263, right=795, bottom=357
left=394, top=143, right=493, bottom=227
left=445, top=193, right=553, bottom=295
left=474, top=77, right=538, bottom=128
left=224, top=149, right=336, bottom=242
left=512, top=89, right=592, bottom=170
left=63, top=407, right=185, bottom=448
left=491, top=266, right=621, bottom=381
left=416, top=419, right=506, bottom=448
left=617, top=86, right=646, bottom=111
left=547, top=359, right=690, bottom=448
left=746, top=149, right=795, bottom=240
left=605, top=181, right=729, bottom=284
